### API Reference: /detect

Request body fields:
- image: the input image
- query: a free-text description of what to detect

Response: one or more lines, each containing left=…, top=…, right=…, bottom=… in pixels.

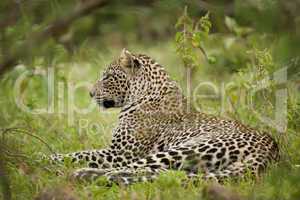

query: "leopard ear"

left=119, top=48, right=133, bottom=68
left=119, top=48, right=140, bottom=75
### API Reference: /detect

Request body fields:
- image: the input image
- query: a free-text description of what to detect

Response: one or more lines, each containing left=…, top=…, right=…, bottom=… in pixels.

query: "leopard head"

left=90, top=49, right=142, bottom=108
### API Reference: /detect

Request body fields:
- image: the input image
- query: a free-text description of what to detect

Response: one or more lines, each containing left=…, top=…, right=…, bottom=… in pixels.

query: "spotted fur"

left=50, top=49, right=279, bottom=185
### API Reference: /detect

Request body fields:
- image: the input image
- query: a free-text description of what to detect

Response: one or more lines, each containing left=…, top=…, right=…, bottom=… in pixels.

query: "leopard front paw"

left=49, top=153, right=64, bottom=163
left=70, top=168, right=110, bottom=182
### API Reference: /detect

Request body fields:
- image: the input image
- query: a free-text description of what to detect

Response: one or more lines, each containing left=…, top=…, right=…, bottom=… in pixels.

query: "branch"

left=1, top=127, right=55, bottom=154
left=0, top=143, right=11, bottom=200
left=0, top=0, right=108, bottom=76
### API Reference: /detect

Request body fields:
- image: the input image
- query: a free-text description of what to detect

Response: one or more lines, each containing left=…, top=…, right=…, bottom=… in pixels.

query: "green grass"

left=0, top=42, right=300, bottom=200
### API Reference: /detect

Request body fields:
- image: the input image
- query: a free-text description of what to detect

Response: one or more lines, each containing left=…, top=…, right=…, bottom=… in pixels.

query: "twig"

left=0, top=143, right=12, bottom=200
left=1, top=127, right=55, bottom=154
left=0, top=0, right=108, bottom=76
left=2, top=149, right=31, bottom=161
left=3, top=149, right=54, bottom=173
left=197, top=45, right=209, bottom=61
left=1, top=128, right=57, bottom=173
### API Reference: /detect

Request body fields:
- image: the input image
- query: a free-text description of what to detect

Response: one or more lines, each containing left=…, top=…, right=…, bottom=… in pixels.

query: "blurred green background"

left=0, top=0, right=300, bottom=200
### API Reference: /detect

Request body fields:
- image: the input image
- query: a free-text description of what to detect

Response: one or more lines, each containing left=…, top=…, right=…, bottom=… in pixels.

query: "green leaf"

left=192, top=32, right=201, bottom=48
left=175, top=32, right=184, bottom=43
left=199, top=12, right=211, bottom=34
left=207, top=55, right=217, bottom=64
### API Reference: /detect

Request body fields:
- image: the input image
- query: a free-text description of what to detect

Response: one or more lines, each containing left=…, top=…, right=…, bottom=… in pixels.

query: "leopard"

left=50, top=49, right=279, bottom=185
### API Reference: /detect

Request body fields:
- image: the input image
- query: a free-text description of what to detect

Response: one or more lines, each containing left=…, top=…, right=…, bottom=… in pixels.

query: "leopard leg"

left=49, top=149, right=117, bottom=169
left=105, top=167, right=163, bottom=185
left=202, top=161, right=253, bottom=182
left=70, top=144, right=197, bottom=183
left=71, top=167, right=112, bottom=181
left=71, top=166, right=165, bottom=185
left=48, top=129, right=145, bottom=170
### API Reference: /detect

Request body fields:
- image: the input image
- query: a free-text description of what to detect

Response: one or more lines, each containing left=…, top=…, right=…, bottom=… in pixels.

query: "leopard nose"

left=89, top=91, right=95, bottom=98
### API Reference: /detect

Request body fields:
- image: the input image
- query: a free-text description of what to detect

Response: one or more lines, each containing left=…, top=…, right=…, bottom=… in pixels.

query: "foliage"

left=0, top=0, right=300, bottom=200
left=175, top=7, right=213, bottom=68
